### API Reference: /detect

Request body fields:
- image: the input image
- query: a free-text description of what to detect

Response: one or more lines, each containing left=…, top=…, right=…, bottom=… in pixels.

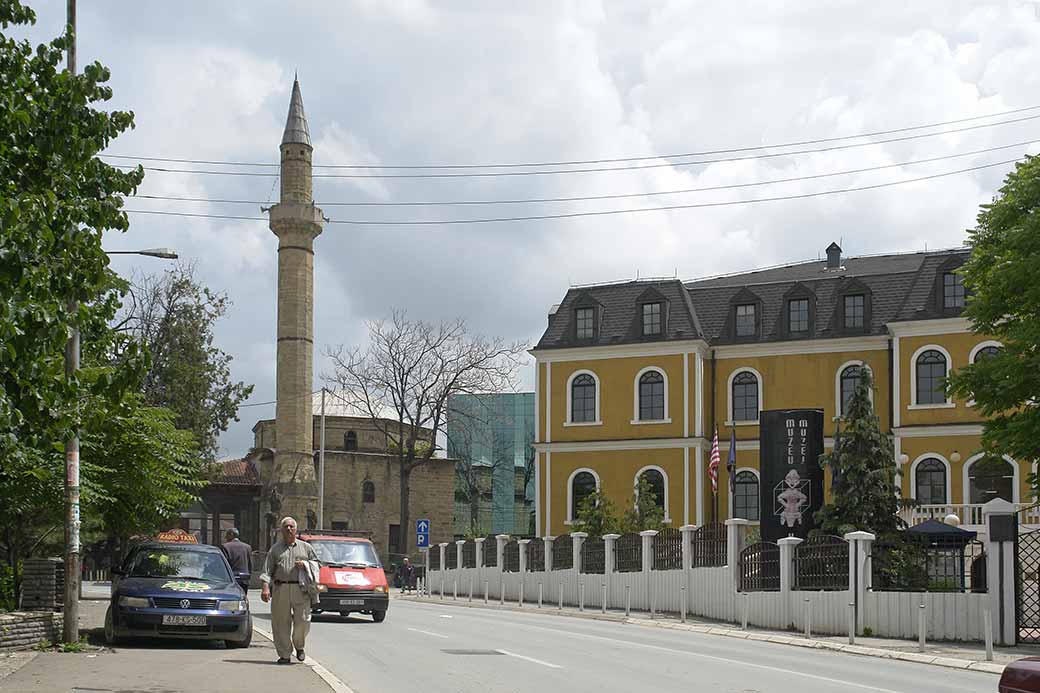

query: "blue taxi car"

left=104, top=539, right=252, bottom=648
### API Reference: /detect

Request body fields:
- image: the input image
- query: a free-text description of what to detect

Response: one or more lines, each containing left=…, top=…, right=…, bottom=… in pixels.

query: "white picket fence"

left=423, top=522, right=999, bottom=643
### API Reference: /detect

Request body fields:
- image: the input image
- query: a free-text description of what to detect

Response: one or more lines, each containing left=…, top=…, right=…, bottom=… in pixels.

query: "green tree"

left=947, top=155, right=1040, bottom=494
left=0, top=0, right=144, bottom=602
left=815, top=369, right=903, bottom=537
left=621, top=474, right=665, bottom=533
left=116, top=264, right=253, bottom=460
left=572, top=490, right=622, bottom=536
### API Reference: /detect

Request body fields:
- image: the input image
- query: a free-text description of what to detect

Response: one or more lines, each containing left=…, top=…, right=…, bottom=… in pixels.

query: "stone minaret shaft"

left=269, top=78, right=324, bottom=519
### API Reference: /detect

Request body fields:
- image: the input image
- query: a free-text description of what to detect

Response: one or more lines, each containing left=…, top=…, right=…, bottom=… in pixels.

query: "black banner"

left=759, top=409, right=825, bottom=543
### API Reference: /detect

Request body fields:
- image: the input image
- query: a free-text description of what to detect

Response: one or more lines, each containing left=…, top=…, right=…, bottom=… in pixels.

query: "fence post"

left=984, top=605, right=994, bottom=661
left=804, top=598, right=812, bottom=638
left=538, top=582, right=543, bottom=609
left=474, top=537, right=485, bottom=600
left=641, top=530, right=659, bottom=617
left=848, top=602, right=856, bottom=644
left=455, top=540, right=465, bottom=571
left=725, top=519, right=750, bottom=594
left=843, top=530, right=874, bottom=634
left=571, top=532, right=588, bottom=574
left=918, top=601, right=926, bottom=652
left=778, top=536, right=803, bottom=629
left=680, top=585, right=687, bottom=623
left=604, top=533, right=620, bottom=613
left=496, top=534, right=509, bottom=604
left=543, top=535, right=555, bottom=572
left=438, top=543, right=448, bottom=599
left=421, top=547, right=430, bottom=597
left=982, top=498, right=1018, bottom=646
left=625, top=584, right=631, bottom=617
left=518, top=539, right=530, bottom=608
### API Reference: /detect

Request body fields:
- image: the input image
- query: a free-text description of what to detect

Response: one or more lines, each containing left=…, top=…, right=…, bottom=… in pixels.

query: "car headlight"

left=374, top=585, right=388, bottom=594
left=218, top=599, right=248, bottom=611
left=118, top=596, right=150, bottom=608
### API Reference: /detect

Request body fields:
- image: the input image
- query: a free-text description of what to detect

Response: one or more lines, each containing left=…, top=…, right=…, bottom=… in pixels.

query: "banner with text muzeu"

left=759, top=409, right=825, bottom=543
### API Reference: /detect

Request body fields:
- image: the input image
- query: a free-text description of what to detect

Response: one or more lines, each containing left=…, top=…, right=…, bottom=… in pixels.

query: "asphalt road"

left=248, top=594, right=998, bottom=693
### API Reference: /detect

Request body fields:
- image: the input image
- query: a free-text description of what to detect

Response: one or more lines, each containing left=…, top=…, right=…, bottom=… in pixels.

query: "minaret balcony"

left=269, top=202, right=326, bottom=227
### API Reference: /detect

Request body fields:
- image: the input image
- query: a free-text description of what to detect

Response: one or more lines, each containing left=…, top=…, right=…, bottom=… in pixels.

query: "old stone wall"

left=19, top=558, right=64, bottom=612
left=321, top=451, right=454, bottom=562
left=0, top=612, right=63, bottom=651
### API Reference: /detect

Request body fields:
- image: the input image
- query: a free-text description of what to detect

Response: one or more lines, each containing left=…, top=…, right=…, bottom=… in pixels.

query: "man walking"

left=222, top=528, right=252, bottom=590
left=399, top=557, right=416, bottom=593
left=260, top=517, right=318, bottom=664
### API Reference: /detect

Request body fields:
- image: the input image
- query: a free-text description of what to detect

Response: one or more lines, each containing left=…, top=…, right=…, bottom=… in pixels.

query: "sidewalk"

left=0, top=599, right=336, bottom=692
left=400, top=591, right=1039, bottom=675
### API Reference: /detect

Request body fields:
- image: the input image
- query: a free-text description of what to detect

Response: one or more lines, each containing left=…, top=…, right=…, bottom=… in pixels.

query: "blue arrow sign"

left=416, top=519, right=430, bottom=534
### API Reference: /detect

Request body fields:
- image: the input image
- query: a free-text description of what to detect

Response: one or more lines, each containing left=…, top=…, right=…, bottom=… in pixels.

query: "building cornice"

left=530, top=339, right=710, bottom=363
left=713, top=335, right=889, bottom=360
left=533, top=437, right=708, bottom=453
left=892, top=424, right=983, bottom=438
left=887, top=317, right=971, bottom=337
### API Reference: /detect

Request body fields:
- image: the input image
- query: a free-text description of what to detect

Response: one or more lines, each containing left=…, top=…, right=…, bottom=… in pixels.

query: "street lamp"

left=105, top=247, right=179, bottom=259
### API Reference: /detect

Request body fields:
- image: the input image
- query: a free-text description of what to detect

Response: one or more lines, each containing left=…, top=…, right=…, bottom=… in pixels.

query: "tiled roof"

left=535, top=279, right=703, bottom=350
left=210, top=457, right=260, bottom=487
left=535, top=246, right=970, bottom=350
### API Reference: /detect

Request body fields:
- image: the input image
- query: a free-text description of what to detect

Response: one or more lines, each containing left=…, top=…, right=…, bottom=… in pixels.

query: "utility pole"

left=63, top=0, right=80, bottom=645
left=318, top=388, right=326, bottom=529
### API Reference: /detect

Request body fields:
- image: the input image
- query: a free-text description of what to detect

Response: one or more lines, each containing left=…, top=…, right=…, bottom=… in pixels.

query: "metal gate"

left=1017, top=528, right=1040, bottom=643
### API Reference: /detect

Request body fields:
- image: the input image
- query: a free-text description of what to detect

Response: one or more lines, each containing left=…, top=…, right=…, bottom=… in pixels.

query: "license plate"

left=162, top=615, right=207, bottom=626
left=339, top=599, right=364, bottom=606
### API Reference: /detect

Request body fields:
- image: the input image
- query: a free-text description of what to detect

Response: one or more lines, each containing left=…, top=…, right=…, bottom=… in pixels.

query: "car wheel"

left=103, top=606, right=121, bottom=646
left=339, top=611, right=351, bottom=620
left=372, top=610, right=386, bottom=623
left=226, top=615, right=253, bottom=648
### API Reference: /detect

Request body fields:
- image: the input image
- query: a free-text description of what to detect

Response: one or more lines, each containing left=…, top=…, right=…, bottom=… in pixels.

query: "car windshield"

left=310, top=540, right=381, bottom=567
left=127, top=548, right=231, bottom=582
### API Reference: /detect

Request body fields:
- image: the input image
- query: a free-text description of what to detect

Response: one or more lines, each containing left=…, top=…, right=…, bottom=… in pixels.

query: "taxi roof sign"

left=155, top=529, right=198, bottom=544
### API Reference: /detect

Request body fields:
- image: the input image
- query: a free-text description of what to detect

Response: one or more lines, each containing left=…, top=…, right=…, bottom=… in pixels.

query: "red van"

left=297, top=531, right=389, bottom=622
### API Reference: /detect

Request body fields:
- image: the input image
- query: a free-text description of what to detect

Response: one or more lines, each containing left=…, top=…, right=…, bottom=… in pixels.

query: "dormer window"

left=735, top=304, right=756, bottom=337
left=788, top=299, right=809, bottom=334
left=642, top=302, right=662, bottom=336
left=576, top=307, right=594, bottom=339
left=943, top=272, right=965, bottom=309
left=844, top=295, right=865, bottom=328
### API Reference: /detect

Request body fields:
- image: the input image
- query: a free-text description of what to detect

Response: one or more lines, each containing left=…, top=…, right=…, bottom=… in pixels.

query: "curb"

left=252, top=624, right=356, bottom=692
left=403, top=596, right=1007, bottom=676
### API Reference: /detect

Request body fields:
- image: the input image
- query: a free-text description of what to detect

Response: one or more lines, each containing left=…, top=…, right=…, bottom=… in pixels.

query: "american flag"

left=708, top=426, right=720, bottom=493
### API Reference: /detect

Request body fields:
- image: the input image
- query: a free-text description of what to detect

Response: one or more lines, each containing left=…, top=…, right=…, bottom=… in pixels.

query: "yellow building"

left=531, top=243, right=1030, bottom=537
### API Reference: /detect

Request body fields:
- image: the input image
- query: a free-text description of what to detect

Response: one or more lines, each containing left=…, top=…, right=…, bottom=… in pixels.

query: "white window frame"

left=834, top=361, right=873, bottom=417
left=633, top=465, right=671, bottom=522
left=908, top=344, right=955, bottom=409
left=909, top=453, right=952, bottom=505
left=727, top=467, right=760, bottom=521
left=565, top=467, right=601, bottom=524
left=963, top=453, right=1019, bottom=505
left=631, top=366, right=671, bottom=424
left=969, top=340, right=1002, bottom=364
left=565, top=369, right=602, bottom=426
left=726, top=366, right=763, bottom=426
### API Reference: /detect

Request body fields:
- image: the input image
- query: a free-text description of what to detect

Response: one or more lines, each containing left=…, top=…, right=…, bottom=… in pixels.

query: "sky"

left=13, top=0, right=1040, bottom=457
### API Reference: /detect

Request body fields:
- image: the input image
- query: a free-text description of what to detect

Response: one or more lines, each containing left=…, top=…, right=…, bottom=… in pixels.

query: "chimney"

left=825, top=242, right=842, bottom=270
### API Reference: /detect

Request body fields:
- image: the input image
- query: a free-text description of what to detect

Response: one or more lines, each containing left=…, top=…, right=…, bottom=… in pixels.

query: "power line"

left=122, top=156, right=1024, bottom=226
left=102, top=103, right=1040, bottom=169
left=111, top=114, right=1040, bottom=179
left=130, top=139, right=1040, bottom=207
left=238, top=389, right=320, bottom=409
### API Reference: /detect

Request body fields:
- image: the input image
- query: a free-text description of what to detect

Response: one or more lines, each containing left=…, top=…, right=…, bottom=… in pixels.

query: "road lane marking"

left=497, top=649, right=563, bottom=669
left=438, top=614, right=454, bottom=618
left=408, top=627, right=448, bottom=639
left=252, top=623, right=356, bottom=693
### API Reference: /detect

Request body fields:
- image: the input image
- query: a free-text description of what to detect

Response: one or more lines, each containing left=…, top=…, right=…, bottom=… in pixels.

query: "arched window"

left=345, top=431, right=358, bottom=451
left=362, top=480, right=375, bottom=503
left=732, top=371, right=759, bottom=422
left=733, top=471, right=759, bottom=520
left=637, top=468, right=666, bottom=511
left=571, top=374, right=597, bottom=423
left=968, top=457, right=1014, bottom=504
left=638, top=371, right=665, bottom=421
left=839, top=365, right=863, bottom=416
left=914, top=458, right=947, bottom=504
left=974, top=345, right=1000, bottom=363
left=570, top=471, right=597, bottom=517
left=915, top=349, right=948, bottom=404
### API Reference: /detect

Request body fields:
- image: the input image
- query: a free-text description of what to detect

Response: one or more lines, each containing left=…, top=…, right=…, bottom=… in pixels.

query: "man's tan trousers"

left=270, top=583, right=311, bottom=659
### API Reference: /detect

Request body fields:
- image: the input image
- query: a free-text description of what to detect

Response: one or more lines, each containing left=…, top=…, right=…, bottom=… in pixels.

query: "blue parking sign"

left=416, top=518, right=430, bottom=548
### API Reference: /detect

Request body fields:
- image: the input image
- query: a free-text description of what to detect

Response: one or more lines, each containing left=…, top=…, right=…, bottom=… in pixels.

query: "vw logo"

left=180, top=599, right=191, bottom=609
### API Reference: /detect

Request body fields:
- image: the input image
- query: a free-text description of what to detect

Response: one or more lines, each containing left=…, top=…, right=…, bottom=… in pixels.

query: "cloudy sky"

left=16, top=1, right=1040, bottom=457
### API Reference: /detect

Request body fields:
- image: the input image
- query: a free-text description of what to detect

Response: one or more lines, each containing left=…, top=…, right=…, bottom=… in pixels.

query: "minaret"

left=267, top=77, right=324, bottom=525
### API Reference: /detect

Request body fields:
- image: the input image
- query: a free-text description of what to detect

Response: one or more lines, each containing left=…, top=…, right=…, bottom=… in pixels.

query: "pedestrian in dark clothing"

left=399, top=557, right=416, bottom=593
left=223, top=528, right=253, bottom=590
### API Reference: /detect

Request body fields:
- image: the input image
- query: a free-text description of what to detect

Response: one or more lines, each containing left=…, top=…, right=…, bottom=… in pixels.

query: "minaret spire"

left=281, top=76, right=311, bottom=147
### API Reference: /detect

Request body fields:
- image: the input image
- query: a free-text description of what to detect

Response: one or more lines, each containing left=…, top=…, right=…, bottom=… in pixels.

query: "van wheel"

left=372, top=610, right=386, bottom=623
